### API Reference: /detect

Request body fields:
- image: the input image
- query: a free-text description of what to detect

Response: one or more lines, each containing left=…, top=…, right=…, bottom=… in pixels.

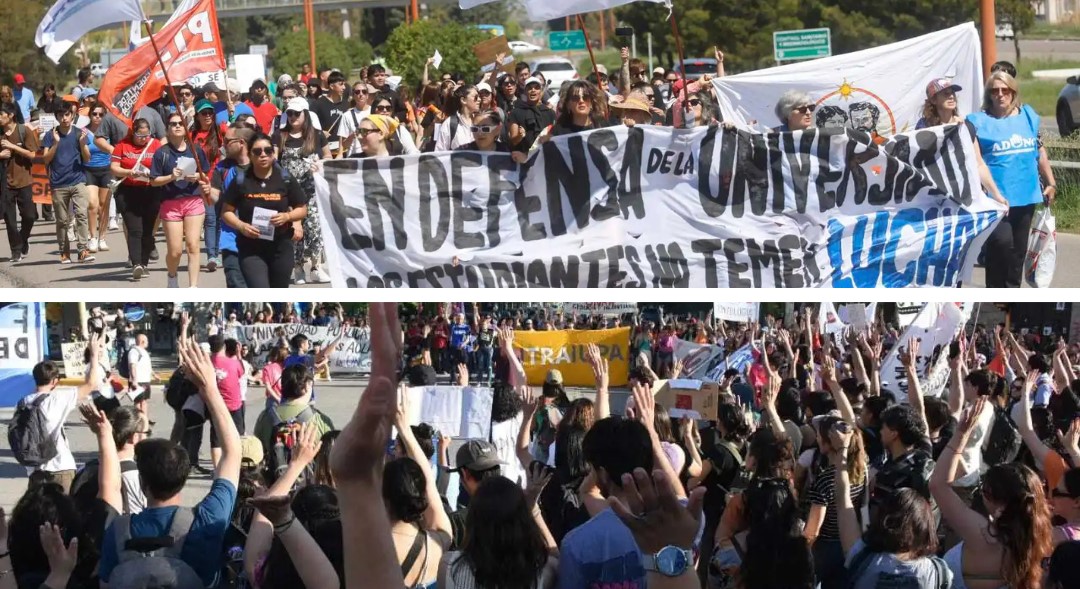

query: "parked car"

left=89, top=63, right=107, bottom=76
left=527, top=56, right=579, bottom=90
left=509, top=40, right=543, bottom=54
left=995, top=23, right=1014, bottom=40
left=1059, top=74, right=1080, bottom=136
left=670, top=58, right=718, bottom=81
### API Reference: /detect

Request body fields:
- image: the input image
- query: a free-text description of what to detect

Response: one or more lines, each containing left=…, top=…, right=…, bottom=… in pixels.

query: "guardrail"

left=1051, top=160, right=1080, bottom=170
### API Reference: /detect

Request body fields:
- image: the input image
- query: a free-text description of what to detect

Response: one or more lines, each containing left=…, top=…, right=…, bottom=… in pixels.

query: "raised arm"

left=516, top=386, right=541, bottom=471
left=759, top=360, right=787, bottom=435
left=79, top=405, right=122, bottom=514
left=900, top=338, right=928, bottom=432
left=395, top=385, right=453, bottom=540
left=828, top=428, right=861, bottom=556
left=1015, top=369, right=1053, bottom=471
left=930, top=398, right=991, bottom=547
left=330, top=302, right=406, bottom=589
left=632, top=383, right=687, bottom=500
left=249, top=494, right=339, bottom=589
left=76, top=333, right=102, bottom=400
left=947, top=352, right=966, bottom=418
left=178, top=338, right=240, bottom=487
left=821, top=357, right=857, bottom=426
left=499, top=326, right=526, bottom=387
left=585, top=343, right=610, bottom=419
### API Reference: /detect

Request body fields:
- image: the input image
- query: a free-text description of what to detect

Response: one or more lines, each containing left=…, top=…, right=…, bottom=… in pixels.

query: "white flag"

left=522, top=0, right=669, bottom=21
left=36, top=0, right=146, bottom=63
left=712, top=22, right=981, bottom=138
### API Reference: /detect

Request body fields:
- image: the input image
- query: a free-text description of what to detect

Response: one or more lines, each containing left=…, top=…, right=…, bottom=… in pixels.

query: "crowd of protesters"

left=5, top=301, right=1080, bottom=588
left=1, top=44, right=1056, bottom=287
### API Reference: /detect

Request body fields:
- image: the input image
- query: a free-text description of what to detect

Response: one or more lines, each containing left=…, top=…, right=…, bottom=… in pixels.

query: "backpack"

left=267, top=405, right=317, bottom=484
left=109, top=508, right=204, bottom=588
left=7, top=395, right=58, bottom=467
left=845, top=545, right=950, bottom=589
left=70, top=458, right=140, bottom=510
left=872, top=449, right=935, bottom=507
left=118, top=342, right=140, bottom=380
left=225, top=161, right=289, bottom=191
left=165, top=368, right=199, bottom=411
left=534, top=405, right=562, bottom=455
left=983, top=405, right=1023, bottom=467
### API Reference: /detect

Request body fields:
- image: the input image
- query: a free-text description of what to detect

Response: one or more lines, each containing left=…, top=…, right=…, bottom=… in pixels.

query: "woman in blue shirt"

left=85, top=106, right=115, bottom=255
left=966, top=72, right=1058, bottom=288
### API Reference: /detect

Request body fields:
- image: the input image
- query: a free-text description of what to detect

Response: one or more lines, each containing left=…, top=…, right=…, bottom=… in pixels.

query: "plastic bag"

left=1024, top=207, right=1056, bottom=288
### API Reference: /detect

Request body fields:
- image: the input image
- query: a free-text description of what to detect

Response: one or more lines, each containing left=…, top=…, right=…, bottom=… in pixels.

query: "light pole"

left=981, top=0, right=997, bottom=78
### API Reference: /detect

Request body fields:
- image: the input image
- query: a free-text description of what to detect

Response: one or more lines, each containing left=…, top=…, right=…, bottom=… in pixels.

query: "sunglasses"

left=357, top=128, right=381, bottom=137
left=991, top=88, right=1014, bottom=96
left=793, top=104, right=816, bottom=114
left=92, top=111, right=105, bottom=117
left=180, top=92, right=192, bottom=97
left=569, top=94, right=591, bottom=103
left=251, top=146, right=273, bottom=157
left=134, top=133, right=151, bottom=139
left=168, top=121, right=185, bottom=127
left=374, top=105, right=392, bottom=112
left=354, top=89, right=368, bottom=95
left=688, top=98, right=701, bottom=107
left=470, top=125, right=497, bottom=133
left=286, top=110, right=302, bottom=117
left=198, top=109, right=214, bottom=116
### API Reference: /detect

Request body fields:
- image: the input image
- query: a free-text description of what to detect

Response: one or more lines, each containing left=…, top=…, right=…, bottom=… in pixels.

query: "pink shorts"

left=159, top=195, right=206, bottom=222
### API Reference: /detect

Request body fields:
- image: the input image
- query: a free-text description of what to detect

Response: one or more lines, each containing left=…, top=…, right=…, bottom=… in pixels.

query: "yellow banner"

left=513, top=327, right=630, bottom=387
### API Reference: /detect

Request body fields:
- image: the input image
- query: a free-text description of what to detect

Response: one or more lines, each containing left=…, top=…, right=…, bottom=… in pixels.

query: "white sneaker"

left=133, top=265, right=146, bottom=280
left=108, top=217, right=119, bottom=231
left=87, top=238, right=99, bottom=253
left=167, top=275, right=179, bottom=288
left=293, top=267, right=307, bottom=285
left=98, top=238, right=110, bottom=251
left=312, top=267, right=331, bottom=283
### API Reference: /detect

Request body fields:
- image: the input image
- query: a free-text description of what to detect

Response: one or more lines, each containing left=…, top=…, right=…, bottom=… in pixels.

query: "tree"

left=273, top=30, right=373, bottom=80
left=382, top=20, right=489, bottom=91
left=0, top=0, right=78, bottom=90
left=996, top=0, right=1036, bottom=64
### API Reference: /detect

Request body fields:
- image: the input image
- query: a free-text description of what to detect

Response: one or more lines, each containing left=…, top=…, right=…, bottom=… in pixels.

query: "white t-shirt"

left=337, top=107, right=371, bottom=157
left=128, top=346, right=153, bottom=384
left=22, top=388, right=79, bottom=473
left=954, top=399, right=995, bottom=488
left=434, top=113, right=474, bottom=151
left=93, top=354, right=114, bottom=398
left=120, top=459, right=147, bottom=514
left=490, top=413, right=525, bottom=488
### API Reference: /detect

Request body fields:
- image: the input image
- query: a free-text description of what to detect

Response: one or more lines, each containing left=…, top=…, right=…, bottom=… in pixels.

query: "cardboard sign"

left=31, top=157, right=52, bottom=205
left=473, top=35, right=515, bottom=75
left=654, top=379, right=721, bottom=421
left=61, top=342, right=87, bottom=379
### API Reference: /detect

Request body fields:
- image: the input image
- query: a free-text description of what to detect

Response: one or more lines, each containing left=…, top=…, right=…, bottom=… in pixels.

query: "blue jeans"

left=477, top=346, right=494, bottom=384
left=223, top=250, right=246, bottom=288
left=204, top=200, right=219, bottom=259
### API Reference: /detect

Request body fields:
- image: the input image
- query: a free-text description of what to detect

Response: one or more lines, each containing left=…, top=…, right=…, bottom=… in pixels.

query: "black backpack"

left=267, top=405, right=316, bottom=484
left=983, top=405, right=1023, bottom=467
left=872, top=448, right=935, bottom=507
left=7, top=395, right=58, bottom=467
left=165, top=368, right=199, bottom=411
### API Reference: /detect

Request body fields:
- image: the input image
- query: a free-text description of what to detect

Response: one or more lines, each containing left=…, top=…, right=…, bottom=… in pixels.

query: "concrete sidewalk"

left=965, top=232, right=1080, bottom=289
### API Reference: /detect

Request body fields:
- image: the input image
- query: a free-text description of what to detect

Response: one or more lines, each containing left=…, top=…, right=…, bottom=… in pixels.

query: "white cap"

left=226, top=77, right=241, bottom=95
left=595, top=64, right=608, bottom=75
left=524, top=76, right=543, bottom=88
left=279, top=97, right=322, bottom=130
left=285, top=97, right=309, bottom=113
left=653, top=66, right=665, bottom=75
left=476, top=82, right=492, bottom=93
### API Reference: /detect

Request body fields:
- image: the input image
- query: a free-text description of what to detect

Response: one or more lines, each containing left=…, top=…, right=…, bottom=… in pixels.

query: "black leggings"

left=239, top=238, right=294, bottom=288
left=2, top=185, right=36, bottom=254
left=984, top=203, right=1036, bottom=288
left=115, top=184, right=159, bottom=266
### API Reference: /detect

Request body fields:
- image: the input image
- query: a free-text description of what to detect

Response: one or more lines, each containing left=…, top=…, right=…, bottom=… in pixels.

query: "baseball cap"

left=226, top=78, right=242, bottom=95
left=108, top=556, right=206, bottom=589
left=14, top=74, right=25, bottom=85
left=453, top=440, right=503, bottom=472
left=285, top=97, right=309, bottom=113
left=61, top=94, right=79, bottom=105
left=202, top=82, right=222, bottom=94
left=925, top=78, right=962, bottom=100
left=476, top=82, right=492, bottom=94
left=595, top=64, right=608, bottom=75
left=194, top=98, right=214, bottom=113
left=524, top=76, right=543, bottom=88
left=545, top=369, right=563, bottom=385
left=249, top=79, right=268, bottom=91
left=240, top=436, right=264, bottom=465
left=652, top=67, right=665, bottom=76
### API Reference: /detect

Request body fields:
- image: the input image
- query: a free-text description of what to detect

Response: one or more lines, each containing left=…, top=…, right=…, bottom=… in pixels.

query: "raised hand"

left=293, top=421, right=323, bottom=467
left=79, top=404, right=111, bottom=438
left=524, top=461, right=554, bottom=507
left=631, top=382, right=655, bottom=431
left=456, top=363, right=469, bottom=387
left=608, top=468, right=705, bottom=553
left=178, top=338, right=218, bottom=395
left=40, top=523, right=79, bottom=579
left=248, top=494, right=293, bottom=527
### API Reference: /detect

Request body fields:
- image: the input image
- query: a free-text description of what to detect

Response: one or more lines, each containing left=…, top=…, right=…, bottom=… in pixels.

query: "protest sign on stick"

left=653, top=380, right=721, bottom=420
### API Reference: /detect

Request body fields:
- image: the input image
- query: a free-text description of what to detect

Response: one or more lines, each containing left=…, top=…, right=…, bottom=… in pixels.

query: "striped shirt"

left=809, top=465, right=866, bottom=540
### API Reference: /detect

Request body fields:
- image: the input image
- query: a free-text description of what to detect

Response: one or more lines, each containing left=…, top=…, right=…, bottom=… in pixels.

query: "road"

left=0, top=220, right=328, bottom=289
left=0, top=365, right=625, bottom=510
left=997, top=38, right=1080, bottom=61
left=965, top=232, right=1080, bottom=288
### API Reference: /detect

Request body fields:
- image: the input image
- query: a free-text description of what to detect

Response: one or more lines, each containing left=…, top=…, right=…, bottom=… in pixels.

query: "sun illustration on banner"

left=813, top=78, right=902, bottom=141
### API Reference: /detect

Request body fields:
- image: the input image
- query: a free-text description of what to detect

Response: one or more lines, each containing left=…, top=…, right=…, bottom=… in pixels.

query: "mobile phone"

left=615, top=26, right=634, bottom=37
left=949, top=341, right=961, bottom=359
left=834, top=421, right=852, bottom=434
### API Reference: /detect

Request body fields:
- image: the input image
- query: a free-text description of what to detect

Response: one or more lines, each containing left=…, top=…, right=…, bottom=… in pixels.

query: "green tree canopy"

left=382, top=20, right=489, bottom=91
left=0, top=0, right=78, bottom=90
left=273, top=30, right=373, bottom=80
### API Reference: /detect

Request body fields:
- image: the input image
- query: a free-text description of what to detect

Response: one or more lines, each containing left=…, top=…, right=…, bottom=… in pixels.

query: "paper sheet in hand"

left=175, top=156, right=197, bottom=177
left=251, top=207, right=276, bottom=241
left=432, top=50, right=443, bottom=70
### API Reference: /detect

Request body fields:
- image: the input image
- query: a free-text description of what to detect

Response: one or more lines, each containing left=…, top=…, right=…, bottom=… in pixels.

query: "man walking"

left=243, top=80, right=279, bottom=134
left=0, top=103, right=39, bottom=262
left=127, top=333, right=154, bottom=417
left=41, top=101, right=94, bottom=263
left=12, top=74, right=35, bottom=123
left=310, top=71, right=348, bottom=155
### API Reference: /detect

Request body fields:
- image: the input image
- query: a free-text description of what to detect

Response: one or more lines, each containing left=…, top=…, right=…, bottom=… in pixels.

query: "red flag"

left=99, top=0, right=225, bottom=126
left=987, top=354, right=1006, bottom=377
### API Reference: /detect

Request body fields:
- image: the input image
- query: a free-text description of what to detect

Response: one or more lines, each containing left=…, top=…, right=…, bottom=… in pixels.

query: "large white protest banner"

left=705, top=343, right=755, bottom=381
left=712, top=23, right=981, bottom=138
left=235, top=324, right=371, bottom=373
left=0, top=303, right=46, bottom=371
left=564, top=302, right=638, bottom=317
left=315, top=124, right=1002, bottom=289
left=406, top=386, right=494, bottom=439
left=880, top=302, right=968, bottom=401
left=673, top=338, right=727, bottom=381
left=713, top=303, right=759, bottom=323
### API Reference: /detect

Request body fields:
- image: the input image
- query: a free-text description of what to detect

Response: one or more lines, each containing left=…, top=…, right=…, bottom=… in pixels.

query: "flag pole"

left=668, top=5, right=689, bottom=116
left=142, top=19, right=205, bottom=177
left=575, top=14, right=602, bottom=91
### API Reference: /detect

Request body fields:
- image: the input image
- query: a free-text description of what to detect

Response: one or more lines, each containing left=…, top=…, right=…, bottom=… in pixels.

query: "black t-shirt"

left=699, top=426, right=744, bottom=520
left=550, top=122, right=595, bottom=137
left=221, top=165, right=308, bottom=241
left=456, top=141, right=512, bottom=153
left=310, top=95, right=347, bottom=144
left=508, top=103, right=556, bottom=153
left=477, top=327, right=496, bottom=348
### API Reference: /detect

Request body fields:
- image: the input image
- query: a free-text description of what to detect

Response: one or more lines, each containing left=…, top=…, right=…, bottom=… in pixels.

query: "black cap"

left=202, top=82, right=222, bottom=94
left=453, top=440, right=502, bottom=472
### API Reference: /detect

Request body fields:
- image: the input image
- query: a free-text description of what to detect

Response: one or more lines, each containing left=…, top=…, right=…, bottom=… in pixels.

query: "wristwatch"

left=642, top=545, right=692, bottom=577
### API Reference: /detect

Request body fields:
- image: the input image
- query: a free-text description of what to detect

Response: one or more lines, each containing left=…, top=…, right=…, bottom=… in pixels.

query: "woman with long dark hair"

left=37, top=83, right=62, bottom=115
left=440, top=476, right=557, bottom=589
left=435, top=84, right=480, bottom=151
left=931, top=398, right=1053, bottom=589
left=190, top=99, right=223, bottom=271
left=221, top=133, right=308, bottom=288
left=550, top=80, right=607, bottom=137
left=274, top=98, right=330, bottom=285
left=383, top=457, right=452, bottom=588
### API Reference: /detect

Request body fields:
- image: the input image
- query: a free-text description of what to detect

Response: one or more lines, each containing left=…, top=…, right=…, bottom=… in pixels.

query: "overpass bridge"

left=142, top=0, right=445, bottom=19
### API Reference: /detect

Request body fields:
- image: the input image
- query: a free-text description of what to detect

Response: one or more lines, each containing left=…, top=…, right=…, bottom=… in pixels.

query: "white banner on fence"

left=315, top=123, right=1002, bottom=289
left=713, top=302, right=759, bottom=323
left=712, top=23, right=981, bottom=138
left=406, top=385, right=494, bottom=439
left=672, top=338, right=727, bottom=381
left=880, top=302, right=969, bottom=401
left=564, top=302, right=638, bottom=317
left=235, top=324, right=371, bottom=372
left=0, top=303, right=45, bottom=371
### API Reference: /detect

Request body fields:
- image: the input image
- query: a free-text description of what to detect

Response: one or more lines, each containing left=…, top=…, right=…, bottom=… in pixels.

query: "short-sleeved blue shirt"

left=98, top=478, right=238, bottom=587
left=41, top=126, right=86, bottom=188
left=150, top=142, right=211, bottom=200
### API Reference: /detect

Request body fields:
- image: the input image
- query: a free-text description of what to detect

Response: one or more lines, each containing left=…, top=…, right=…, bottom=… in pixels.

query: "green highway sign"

left=548, top=30, right=586, bottom=52
left=773, top=28, right=832, bottom=61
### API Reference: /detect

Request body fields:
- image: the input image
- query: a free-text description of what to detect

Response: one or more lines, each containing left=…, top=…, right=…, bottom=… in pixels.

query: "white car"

left=995, top=23, right=1014, bottom=40
left=1058, top=74, right=1080, bottom=136
left=509, top=41, right=543, bottom=54
left=90, top=63, right=107, bottom=76
left=527, top=57, right=579, bottom=90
